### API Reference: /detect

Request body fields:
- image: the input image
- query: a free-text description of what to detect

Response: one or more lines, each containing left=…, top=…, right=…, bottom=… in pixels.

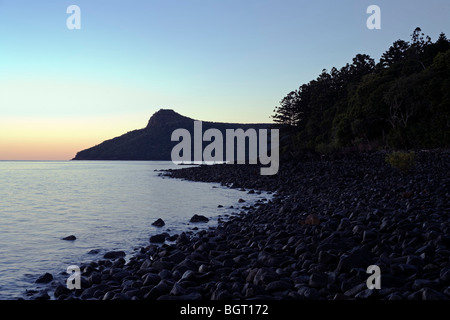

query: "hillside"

left=72, top=109, right=273, bottom=161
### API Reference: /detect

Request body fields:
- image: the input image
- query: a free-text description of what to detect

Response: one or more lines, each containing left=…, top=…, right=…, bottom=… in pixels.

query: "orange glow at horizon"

left=0, top=116, right=147, bottom=160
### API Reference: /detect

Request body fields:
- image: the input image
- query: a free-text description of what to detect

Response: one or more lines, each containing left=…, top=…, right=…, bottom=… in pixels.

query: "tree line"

left=273, top=28, right=450, bottom=152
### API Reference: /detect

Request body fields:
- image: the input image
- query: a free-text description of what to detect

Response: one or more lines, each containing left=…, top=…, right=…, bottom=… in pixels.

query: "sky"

left=0, top=0, right=449, bottom=160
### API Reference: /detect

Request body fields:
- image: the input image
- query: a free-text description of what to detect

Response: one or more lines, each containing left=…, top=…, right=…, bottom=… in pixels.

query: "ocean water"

left=0, top=161, right=270, bottom=299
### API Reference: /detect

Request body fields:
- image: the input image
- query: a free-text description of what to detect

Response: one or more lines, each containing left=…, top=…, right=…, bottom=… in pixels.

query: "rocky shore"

left=29, top=150, right=449, bottom=300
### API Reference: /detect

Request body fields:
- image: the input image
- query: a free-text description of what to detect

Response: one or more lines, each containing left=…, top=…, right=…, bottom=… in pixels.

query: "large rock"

left=265, top=280, right=292, bottom=292
left=189, top=214, right=209, bottom=223
left=103, top=251, right=126, bottom=259
left=318, top=251, right=337, bottom=264
left=150, top=233, right=166, bottom=243
left=168, top=251, right=187, bottom=264
left=35, top=273, right=53, bottom=284
left=144, top=280, right=172, bottom=299
left=440, top=267, right=450, bottom=283
left=176, top=232, right=190, bottom=244
left=143, top=273, right=161, bottom=286
left=33, top=290, right=50, bottom=300
left=309, top=272, right=329, bottom=288
left=336, top=247, right=373, bottom=273
left=54, top=285, right=71, bottom=298
left=62, top=235, right=77, bottom=241
left=343, top=283, right=367, bottom=297
left=252, top=268, right=279, bottom=286
left=87, top=272, right=102, bottom=286
left=422, top=288, right=448, bottom=300
left=152, top=218, right=165, bottom=227
left=412, top=279, right=440, bottom=290
left=355, top=289, right=377, bottom=299
left=111, top=270, right=132, bottom=282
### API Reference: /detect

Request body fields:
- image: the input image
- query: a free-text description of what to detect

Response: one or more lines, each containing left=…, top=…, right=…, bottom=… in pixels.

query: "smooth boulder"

left=152, top=218, right=165, bottom=227
left=35, top=273, right=53, bottom=284
left=103, top=251, right=126, bottom=259
left=189, top=214, right=209, bottom=223
left=150, top=233, right=166, bottom=243
left=62, top=235, right=77, bottom=241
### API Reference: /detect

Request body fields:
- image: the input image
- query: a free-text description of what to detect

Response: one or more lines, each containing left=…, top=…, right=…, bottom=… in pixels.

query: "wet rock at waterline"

left=152, top=218, right=165, bottom=227
left=62, top=235, right=77, bottom=241
left=189, top=214, right=209, bottom=223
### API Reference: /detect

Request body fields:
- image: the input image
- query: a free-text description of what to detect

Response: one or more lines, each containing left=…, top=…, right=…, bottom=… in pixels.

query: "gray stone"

left=170, top=282, right=187, bottom=296
left=111, top=270, right=131, bottom=282
left=318, top=251, right=337, bottom=264
left=412, top=279, right=440, bottom=290
left=355, top=289, right=376, bottom=299
left=33, top=290, right=50, bottom=300
left=257, top=251, right=284, bottom=267
left=303, top=287, right=319, bottom=300
left=168, top=251, right=186, bottom=264
left=336, top=247, right=372, bottom=273
left=88, top=272, right=102, bottom=286
left=422, top=288, right=447, bottom=300
left=189, top=214, right=209, bottom=223
left=387, top=293, right=403, bottom=300
left=180, top=270, right=196, bottom=282
left=124, top=289, right=145, bottom=299
left=176, top=232, right=190, bottom=244
left=198, top=264, right=211, bottom=273
left=152, top=218, right=165, bottom=227
left=159, top=269, right=172, bottom=280
left=54, top=285, right=71, bottom=298
left=143, top=273, right=161, bottom=286
left=309, top=272, right=328, bottom=288
left=144, top=280, right=172, bottom=299
left=35, top=273, right=53, bottom=284
left=333, top=293, right=354, bottom=300
left=265, top=280, right=292, bottom=292
left=407, top=291, right=423, bottom=300
left=102, top=291, right=116, bottom=300
left=406, top=255, right=424, bottom=267
left=440, top=267, right=450, bottom=283
left=253, top=268, right=278, bottom=286
left=362, top=231, right=377, bottom=243
left=103, top=251, right=126, bottom=259
left=398, top=263, right=418, bottom=275
left=211, top=288, right=232, bottom=300
left=344, top=283, right=367, bottom=297
left=112, top=293, right=130, bottom=300
left=150, top=233, right=166, bottom=243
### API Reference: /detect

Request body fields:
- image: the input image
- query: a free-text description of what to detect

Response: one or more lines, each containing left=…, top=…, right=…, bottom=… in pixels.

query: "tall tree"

left=350, top=54, right=375, bottom=80
left=380, top=40, right=410, bottom=68
left=409, top=27, right=432, bottom=70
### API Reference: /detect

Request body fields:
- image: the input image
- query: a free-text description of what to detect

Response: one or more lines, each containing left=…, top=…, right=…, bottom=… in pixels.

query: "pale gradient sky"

left=0, top=0, right=449, bottom=160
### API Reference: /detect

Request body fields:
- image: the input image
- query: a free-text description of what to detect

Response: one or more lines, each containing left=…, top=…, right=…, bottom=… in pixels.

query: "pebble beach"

left=28, top=150, right=450, bottom=300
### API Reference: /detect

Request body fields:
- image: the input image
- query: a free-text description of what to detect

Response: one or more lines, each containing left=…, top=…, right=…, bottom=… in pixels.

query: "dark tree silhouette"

left=380, top=40, right=410, bottom=68
left=273, top=27, right=450, bottom=151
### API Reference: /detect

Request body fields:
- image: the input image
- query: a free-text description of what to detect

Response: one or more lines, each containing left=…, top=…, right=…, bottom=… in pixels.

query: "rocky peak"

left=146, top=109, right=193, bottom=128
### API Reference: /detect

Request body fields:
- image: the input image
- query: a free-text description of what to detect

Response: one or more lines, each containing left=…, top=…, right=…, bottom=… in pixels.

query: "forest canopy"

left=273, top=28, right=450, bottom=152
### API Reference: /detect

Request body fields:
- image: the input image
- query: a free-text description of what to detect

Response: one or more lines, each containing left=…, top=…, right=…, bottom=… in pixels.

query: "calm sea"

left=0, top=161, right=269, bottom=299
